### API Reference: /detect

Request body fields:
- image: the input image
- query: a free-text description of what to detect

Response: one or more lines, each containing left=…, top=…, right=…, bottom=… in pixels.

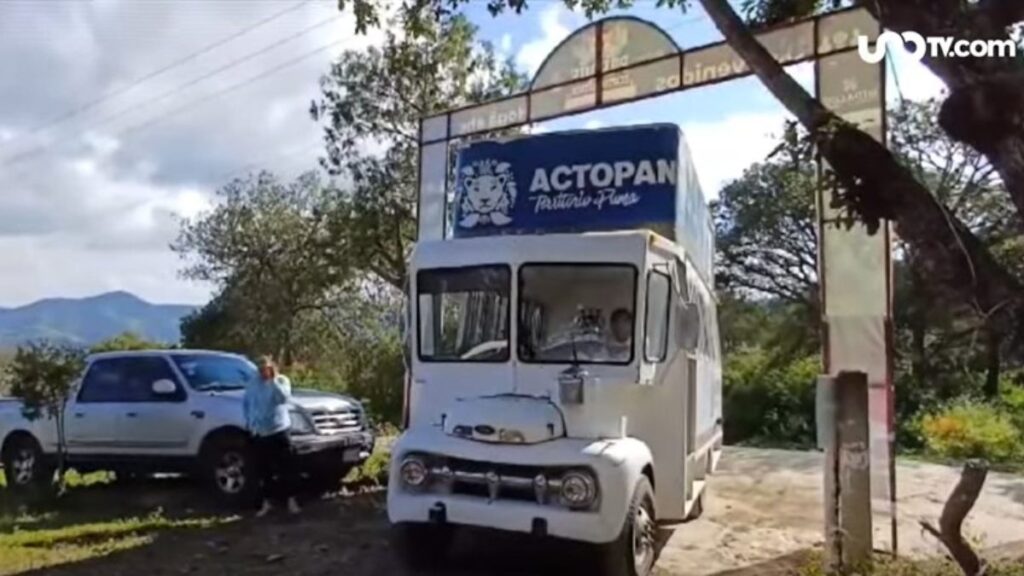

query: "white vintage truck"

left=387, top=124, right=723, bottom=575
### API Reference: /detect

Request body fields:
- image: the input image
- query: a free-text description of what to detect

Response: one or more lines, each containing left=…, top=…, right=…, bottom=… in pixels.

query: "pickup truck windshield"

left=519, top=264, right=638, bottom=365
left=172, top=354, right=258, bottom=391
left=417, top=265, right=510, bottom=362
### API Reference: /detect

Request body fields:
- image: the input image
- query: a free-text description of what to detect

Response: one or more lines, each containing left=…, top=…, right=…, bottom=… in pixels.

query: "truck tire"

left=685, top=487, right=705, bottom=522
left=391, top=522, right=455, bottom=572
left=201, top=433, right=257, bottom=507
left=594, top=476, right=658, bottom=576
left=1, top=435, right=54, bottom=494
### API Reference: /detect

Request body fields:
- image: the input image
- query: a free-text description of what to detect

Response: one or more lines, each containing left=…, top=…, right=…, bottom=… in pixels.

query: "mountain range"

left=0, top=291, right=196, bottom=347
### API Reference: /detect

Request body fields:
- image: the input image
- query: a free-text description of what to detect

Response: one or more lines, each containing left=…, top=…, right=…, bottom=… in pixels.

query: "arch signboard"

left=413, top=6, right=895, bottom=553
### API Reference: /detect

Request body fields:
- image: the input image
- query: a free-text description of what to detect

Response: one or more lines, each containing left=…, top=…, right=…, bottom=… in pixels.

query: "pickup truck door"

left=106, top=356, right=193, bottom=454
left=65, top=360, right=128, bottom=453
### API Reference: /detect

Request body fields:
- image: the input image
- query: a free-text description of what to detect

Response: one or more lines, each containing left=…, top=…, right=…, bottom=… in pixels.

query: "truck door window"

left=645, top=271, right=671, bottom=362
left=416, top=265, right=511, bottom=362
left=518, top=264, right=637, bottom=364
left=78, top=357, right=184, bottom=403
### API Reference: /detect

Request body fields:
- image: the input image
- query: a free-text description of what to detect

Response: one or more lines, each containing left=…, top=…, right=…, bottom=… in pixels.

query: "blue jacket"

left=243, top=375, right=292, bottom=437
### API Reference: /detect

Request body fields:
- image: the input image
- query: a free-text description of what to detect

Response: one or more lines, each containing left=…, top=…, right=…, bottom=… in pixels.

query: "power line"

left=1, top=15, right=342, bottom=169
left=2, top=37, right=347, bottom=181
left=7, top=0, right=312, bottom=146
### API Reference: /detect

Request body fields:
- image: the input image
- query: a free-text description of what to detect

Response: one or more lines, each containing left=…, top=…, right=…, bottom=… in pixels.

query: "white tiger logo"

left=458, top=159, right=516, bottom=228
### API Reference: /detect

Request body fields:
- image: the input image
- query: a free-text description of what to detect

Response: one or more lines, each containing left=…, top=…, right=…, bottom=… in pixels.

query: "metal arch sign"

left=411, top=5, right=897, bottom=555
left=417, top=7, right=879, bottom=146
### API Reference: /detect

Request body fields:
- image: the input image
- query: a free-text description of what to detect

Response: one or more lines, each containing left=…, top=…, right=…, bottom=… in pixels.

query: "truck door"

left=109, top=356, right=192, bottom=453
left=66, top=359, right=127, bottom=453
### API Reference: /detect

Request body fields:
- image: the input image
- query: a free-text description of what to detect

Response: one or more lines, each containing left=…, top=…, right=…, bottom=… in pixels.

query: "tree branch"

left=699, top=0, right=1024, bottom=333
left=919, top=460, right=989, bottom=576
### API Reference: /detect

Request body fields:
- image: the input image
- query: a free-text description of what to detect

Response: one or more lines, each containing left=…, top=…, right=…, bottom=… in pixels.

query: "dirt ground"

left=4, top=447, right=1023, bottom=576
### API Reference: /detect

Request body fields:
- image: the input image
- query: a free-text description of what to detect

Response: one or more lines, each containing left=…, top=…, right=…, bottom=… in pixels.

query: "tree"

left=6, top=341, right=86, bottom=489
left=173, top=171, right=352, bottom=365
left=713, top=122, right=818, bottom=305
left=310, top=13, right=525, bottom=289
left=333, top=0, right=1024, bottom=361
left=90, top=332, right=169, bottom=354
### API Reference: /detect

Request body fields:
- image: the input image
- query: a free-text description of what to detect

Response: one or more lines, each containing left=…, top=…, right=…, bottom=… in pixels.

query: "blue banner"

left=451, top=124, right=683, bottom=238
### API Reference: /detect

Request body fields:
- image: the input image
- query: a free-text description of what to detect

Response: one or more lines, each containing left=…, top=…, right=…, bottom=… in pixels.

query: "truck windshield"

left=172, top=354, right=258, bottom=391
left=519, top=264, right=638, bottom=364
left=417, top=265, right=511, bottom=362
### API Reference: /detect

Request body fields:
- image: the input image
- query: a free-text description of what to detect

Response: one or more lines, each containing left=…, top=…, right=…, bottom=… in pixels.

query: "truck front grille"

left=309, top=407, right=363, bottom=435
left=410, top=456, right=593, bottom=509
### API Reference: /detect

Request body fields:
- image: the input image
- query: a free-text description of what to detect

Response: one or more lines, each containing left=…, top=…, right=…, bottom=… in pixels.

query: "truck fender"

left=1, top=430, right=40, bottom=458
left=590, top=437, right=657, bottom=517
left=198, top=425, right=249, bottom=458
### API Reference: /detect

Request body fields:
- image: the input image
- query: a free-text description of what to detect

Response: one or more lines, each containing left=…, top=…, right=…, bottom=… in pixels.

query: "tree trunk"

left=55, top=411, right=67, bottom=492
left=697, top=0, right=1024, bottom=337
left=920, top=460, right=989, bottom=576
left=984, top=325, right=1001, bottom=399
left=908, top=255, right=929, bottom=387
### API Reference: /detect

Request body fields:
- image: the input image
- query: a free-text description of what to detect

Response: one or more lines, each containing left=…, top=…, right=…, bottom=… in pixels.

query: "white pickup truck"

left=0, top=349, right=375, bottom=503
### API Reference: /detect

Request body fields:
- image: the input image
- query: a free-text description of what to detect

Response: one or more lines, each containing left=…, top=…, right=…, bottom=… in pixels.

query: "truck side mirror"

left=677, top=302, right=700, bottom=351
left=151, top=379, right=177, bottom=395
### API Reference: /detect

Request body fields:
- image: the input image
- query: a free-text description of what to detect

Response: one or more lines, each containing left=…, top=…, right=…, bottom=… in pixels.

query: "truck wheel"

left=202, top=433, right=256, bottom=506
left=1, top=435, right=54, bottom=494
left=685, top=487, right=705, bottom=522
left=595, top=476, right=657, bottom=576
left=391, top=523, right=455, bottom=572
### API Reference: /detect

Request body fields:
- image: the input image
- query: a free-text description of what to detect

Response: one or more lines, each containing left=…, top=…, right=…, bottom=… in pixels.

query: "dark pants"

left=252, top=431, right=298, bottom=503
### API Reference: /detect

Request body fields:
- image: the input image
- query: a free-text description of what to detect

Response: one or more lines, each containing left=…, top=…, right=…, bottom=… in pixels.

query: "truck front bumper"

left=387, top=429, right=638, bottom=544
left=292, top=430, right=375, bottom=467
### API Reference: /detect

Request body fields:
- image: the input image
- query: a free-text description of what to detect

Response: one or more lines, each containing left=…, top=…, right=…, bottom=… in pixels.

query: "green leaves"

left=7, top=342, right=85, bottom=422
left=310, top=14, right=525, bottom=289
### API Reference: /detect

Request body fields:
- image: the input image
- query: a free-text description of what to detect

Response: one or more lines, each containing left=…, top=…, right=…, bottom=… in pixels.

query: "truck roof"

left=412, top=229, right=679, bottom=269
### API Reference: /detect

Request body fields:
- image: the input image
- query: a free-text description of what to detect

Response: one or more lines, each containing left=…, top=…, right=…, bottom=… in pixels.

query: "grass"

left=0, top=467, right=239, bottom=575
left=0, top=509, right=232, bottom=575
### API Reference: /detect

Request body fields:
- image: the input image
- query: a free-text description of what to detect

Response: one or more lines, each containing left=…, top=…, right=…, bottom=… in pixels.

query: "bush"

left=344, top=449, right=390, bottom=488
left=917, top=398, right=1022, bottom=464
left=723, top=349, right=819, bottom=447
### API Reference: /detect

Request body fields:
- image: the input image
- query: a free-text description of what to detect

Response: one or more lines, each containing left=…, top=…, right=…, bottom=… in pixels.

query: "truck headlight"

left=289, top=409, right=317, bottom=435
left=559, top=469, right=598, bottom=509
left=399, top=455, right=429, bottom=488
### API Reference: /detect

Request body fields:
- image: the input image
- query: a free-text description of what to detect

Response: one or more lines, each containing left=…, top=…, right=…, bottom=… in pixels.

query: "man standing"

left=243, top=355, right=301, bottom=516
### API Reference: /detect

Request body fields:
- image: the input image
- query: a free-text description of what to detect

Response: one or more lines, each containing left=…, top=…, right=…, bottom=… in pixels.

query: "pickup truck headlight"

left=289, top=408, right=317, bottom=435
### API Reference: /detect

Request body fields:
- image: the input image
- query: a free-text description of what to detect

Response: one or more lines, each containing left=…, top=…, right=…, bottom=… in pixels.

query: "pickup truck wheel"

left=594, top=476, right=657, bottom=576
left=202, top=434, right=256, bottom=506
left=391, top=523, right=455, bottom=571
left=2, top=436, right=53, bottom=493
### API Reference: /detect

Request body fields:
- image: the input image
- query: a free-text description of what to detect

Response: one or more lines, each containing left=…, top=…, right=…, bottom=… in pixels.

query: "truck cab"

left=388, top=124, right=722, bottom=576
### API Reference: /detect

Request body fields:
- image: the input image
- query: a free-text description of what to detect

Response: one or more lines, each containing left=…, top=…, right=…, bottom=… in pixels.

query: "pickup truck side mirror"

left=151, top=379, right=177, bottom=395
left=677, top=302, right=700, bottom=351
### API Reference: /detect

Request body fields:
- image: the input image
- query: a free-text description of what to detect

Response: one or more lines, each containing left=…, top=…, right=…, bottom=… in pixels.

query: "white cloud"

left=516, top=4, right=576, bottom=75
left=500, top=33, right=512, bottom=55
left=583, top=119, right=606, bottom=130
left=0, top=1, right=388, bottom=307
left=681, top=111, right=790, bottom=199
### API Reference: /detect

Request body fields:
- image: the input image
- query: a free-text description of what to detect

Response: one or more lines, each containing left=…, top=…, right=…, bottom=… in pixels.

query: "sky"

left=0, top=0, right=946, bottom=308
